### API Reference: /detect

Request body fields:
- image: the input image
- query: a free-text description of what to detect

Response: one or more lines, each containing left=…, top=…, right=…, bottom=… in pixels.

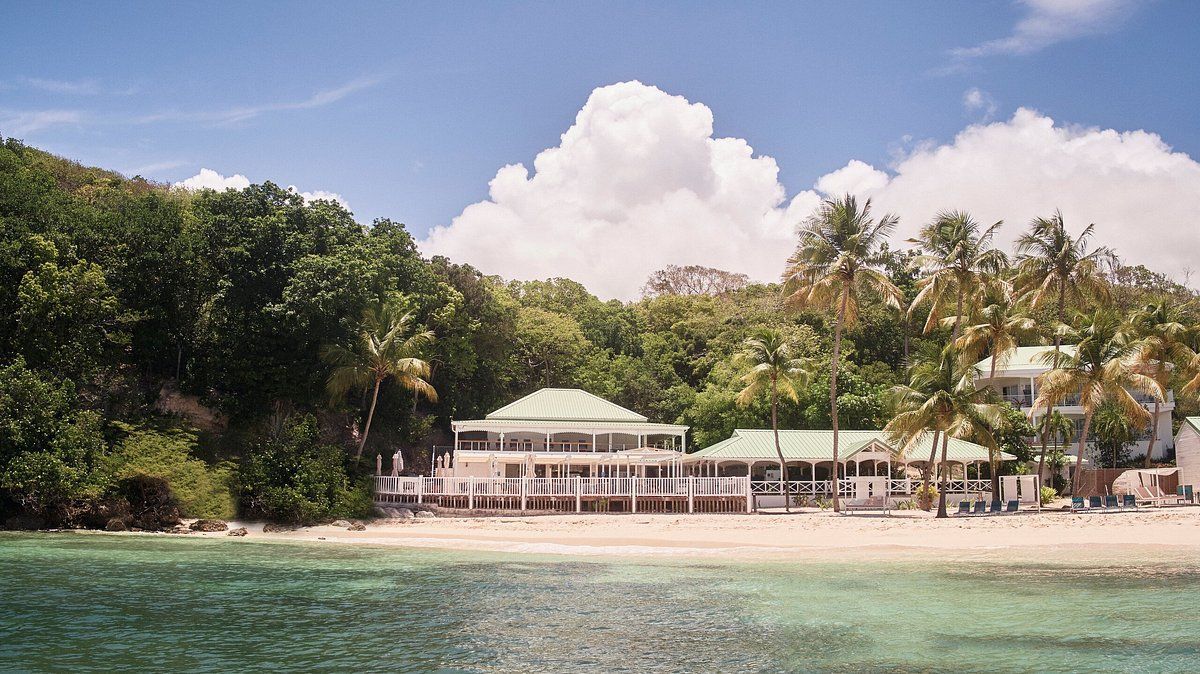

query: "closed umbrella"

left=375, top=453, right=382, bottom=476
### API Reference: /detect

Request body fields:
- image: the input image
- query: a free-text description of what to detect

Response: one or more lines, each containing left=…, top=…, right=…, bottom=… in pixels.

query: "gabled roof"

left=485, top=388, right=649, bottom=423
left=1184, top=417, right=1200, bottom=434
left=975, top=345, right=1077, bottom=377
left=690, top=429, right=1011, bottom=463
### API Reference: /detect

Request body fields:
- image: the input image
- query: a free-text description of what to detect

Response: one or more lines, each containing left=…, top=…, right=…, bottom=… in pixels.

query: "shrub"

left=913, top=483, right=939, bottom=511
left=895, top=499, right=919, bottom=510
left=814, top=496, right=832, bottom=510
left=106, top=426, right=235, bottom=520
left=116, top=475, right=181, bottom=530
left=236, top=415, right=362, bottom=524
left=1040, top=486, right=1058, bottom=506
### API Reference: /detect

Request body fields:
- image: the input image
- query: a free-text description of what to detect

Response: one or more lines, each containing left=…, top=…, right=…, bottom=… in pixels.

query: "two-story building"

left=975, top=345, right=1175, bottom=463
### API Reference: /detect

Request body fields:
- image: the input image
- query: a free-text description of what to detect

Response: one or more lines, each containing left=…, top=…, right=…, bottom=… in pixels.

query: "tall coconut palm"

left=1129, top=299, right=1195, bottom=467
left=782, top=195, right=903, bottom=512
left=323, top=300, right=437, bottom=460
left=1014, top=212, right=1114, bottom=492
left=735, top=329, right=815, bottom=512
left=908, top=211, right=1008, bottom=338
left=954, top=284, right=1039, bottom=503
left=1032, top=310, right=1164, bottom=493
left=886, top=343, right=1004, bottom=518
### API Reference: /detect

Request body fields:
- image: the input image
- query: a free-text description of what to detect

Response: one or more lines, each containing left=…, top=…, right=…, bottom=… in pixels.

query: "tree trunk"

left=919, top=430, right=940, bottom=511
left=772, top=381, right=790, bottom=512
left=1143, top=373, right=1161, bottom=468
left=953, top=288, right=965, bottom=340
left=989, top=447, right=1001, bottom=507
left=830, top=291, right=848, bottom=513
left=355, top=377, right=383, bottom=460
left=1070, top=410, right=1093, bottom=495
left=936, top=432, right=951, bottom=518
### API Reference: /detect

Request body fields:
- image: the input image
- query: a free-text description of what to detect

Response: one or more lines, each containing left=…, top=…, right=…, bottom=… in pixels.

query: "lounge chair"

left=1177, top=485, right=1194, bottom=504
left=957, top=501, right=971, bottom=515
left=1105, top=495, right=1119, bottom=509
left=972, top=500, right=987, bottom=515
left=989, top=500, right=1003, bottom=514
left=1088, top=495, right=1104, bottom=510
left=1123, top=494, right=1138, bottom=508
left=1005, top=500, right=1019, bottom=513
left=1071, top=496, right=1087, bottom=512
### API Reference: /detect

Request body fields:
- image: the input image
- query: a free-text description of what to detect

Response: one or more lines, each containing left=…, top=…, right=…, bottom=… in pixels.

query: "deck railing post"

left=575, top=476, right=582, bottom=512
left=688, top=476, right=694, bottom=513
left=468, top=477, right=475, bottom=510
left=417, top=476, right=424, bottom=504
left=745, top=476, right=753, bottom=513
left=521, top=476, right=527, bottom=511
left=631, top=477, right=637, bottom=513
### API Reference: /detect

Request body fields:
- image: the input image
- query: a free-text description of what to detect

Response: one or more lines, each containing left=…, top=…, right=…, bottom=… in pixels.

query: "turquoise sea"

left=0, top=533, right=1197, bottom=673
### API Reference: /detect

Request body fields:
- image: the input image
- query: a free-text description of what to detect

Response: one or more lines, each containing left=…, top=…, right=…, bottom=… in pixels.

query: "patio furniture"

left=1005, top=500, right=1019, bottom=513
left=1071, top=496, right=1087, bottom=512
left=1088, top=495, right=1104, bottom=510
left=1123, top=494, right=1138, bottom=507
left=972, top=500, right=987, bottom=515
left=957, top=501, right=971, bottom=515
left=1105, top=495, right=1119, bottom=508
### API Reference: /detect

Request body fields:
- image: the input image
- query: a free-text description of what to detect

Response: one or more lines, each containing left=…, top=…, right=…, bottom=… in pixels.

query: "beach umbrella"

left=375, top=454, right=382, bottom=476
left=390, top=450, right=402, bottom=477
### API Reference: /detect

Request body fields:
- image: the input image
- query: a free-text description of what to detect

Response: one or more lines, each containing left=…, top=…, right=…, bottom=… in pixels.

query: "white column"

left=499, top=432, right=505, bottom=452
left=454, top=429, right=460, bottom=451
left=591, top=432, right=596, bottom=452
left=545, top=431, right=551, bottom=451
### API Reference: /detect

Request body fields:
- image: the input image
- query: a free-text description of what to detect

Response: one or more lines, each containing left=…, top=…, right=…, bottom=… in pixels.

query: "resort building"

left=1175, top=418, right=1200, bottom=489
left=974, top=345, right=1175, bottom=462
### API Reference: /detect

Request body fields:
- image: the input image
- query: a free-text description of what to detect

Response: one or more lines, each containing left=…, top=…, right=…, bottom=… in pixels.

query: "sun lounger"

left=1071, top=496, right=1087, bottom=512
left=972, top=500, right=987, bottom=515
left=1005, top=500, right=1019, bottom=513
left=1088, top=496, right=1104, bottom=510
left=842, top=496, right=889, bottom=513
left=1177, top=485, right=1194, bottom=504
left=957, top=501, right=971, bottom=515
left=1123, top=494, right=1137, bottom=507
left=1105, top=495, right=1119, bottom=508
left=989, top=501, right=1003, bottom=514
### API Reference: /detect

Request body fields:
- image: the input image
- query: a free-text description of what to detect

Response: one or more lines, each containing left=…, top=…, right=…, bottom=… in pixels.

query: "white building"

left=1175, top=417, right=1200, bottom=488
left=975, top=345, right=1175, bottom=462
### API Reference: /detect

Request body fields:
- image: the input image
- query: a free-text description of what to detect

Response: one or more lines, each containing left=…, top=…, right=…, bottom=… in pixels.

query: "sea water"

left=0, top=533, right=1197, bottom=673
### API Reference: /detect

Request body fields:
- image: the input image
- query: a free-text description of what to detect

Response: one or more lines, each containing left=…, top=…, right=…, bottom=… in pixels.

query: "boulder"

left=189, top=519, right=229, bottom=532
left=396, top=509, right=416, bottom=520
left=415, top=510, right=437, bottom=519
left=331, top=519, right=351, bottom=528
left=348, top=522, right=366, bottom=531
left=262, top=523, right=294, bottom=533
left=104, top=517, right=129, bottom=532
left=227, top=527, right=248, bottom=537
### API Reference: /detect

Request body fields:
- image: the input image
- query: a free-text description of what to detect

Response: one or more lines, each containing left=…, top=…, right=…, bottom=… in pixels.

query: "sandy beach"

left=165, top=504, right=1200, bottom=560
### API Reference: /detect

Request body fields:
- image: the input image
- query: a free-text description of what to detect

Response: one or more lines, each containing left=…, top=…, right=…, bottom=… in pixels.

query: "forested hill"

left=0, top=136, right=1195, bottom=526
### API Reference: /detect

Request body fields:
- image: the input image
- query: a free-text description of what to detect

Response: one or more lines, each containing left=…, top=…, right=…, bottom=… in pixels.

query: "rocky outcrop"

left=348, top=522, right=366, bottom=531
left=227, top=527, right=248, bottom=537
left=262, top=523, right=294, bottom=533
left=155, top=381, right=227, bottom=433
left=189, top=519, right=228, bottom=532
left=331, top=519, right=351, bottom=528
left=104, top=517, right=129, bottom=531
left=415, top=510, right=436, bottom=519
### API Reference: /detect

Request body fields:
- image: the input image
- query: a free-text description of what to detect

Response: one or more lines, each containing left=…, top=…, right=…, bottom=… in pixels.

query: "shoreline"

left=24, top=507, right=1200, bottom=562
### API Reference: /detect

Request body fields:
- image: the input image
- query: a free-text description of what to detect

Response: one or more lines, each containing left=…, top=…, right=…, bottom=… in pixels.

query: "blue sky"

left=4, top=1, right=1199, bottom=298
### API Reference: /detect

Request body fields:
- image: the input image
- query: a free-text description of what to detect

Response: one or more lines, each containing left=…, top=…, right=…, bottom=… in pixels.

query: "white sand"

left=191, top=505, right=1200, bottom=561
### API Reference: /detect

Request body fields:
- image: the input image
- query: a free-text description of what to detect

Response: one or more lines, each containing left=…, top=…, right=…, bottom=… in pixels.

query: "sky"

left=3, top=1, right=1199, bottom=299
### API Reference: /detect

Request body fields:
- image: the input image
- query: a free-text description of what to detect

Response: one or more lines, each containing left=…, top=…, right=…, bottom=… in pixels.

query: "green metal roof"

left=975, top=345, right=1076, bottom=376
left=690, top=429, right=1011, bottom=463
left=1184, top=417, right=1200, bottom=433
left=485, top=388, right=649, bottom=423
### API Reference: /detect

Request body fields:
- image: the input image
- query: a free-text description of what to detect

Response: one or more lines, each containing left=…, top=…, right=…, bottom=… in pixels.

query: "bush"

left=1040, top=486, right=1058, bottom=506
left=814, top=496, right=832, bottom=511
left=106, top=426, right=235, bottom=520
left=116, top=475, right=181, bottom=530
left=236, top=415, right=363, bottom=524
left=913, top=483, right=939, bottom=511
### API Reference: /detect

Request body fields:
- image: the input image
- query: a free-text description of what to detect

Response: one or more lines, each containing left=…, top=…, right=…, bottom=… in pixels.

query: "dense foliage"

left=0, top=137, right=1196, bottom=524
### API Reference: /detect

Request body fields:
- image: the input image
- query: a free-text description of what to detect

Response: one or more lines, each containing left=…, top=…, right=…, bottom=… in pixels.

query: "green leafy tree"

left=955, top=284, right=1039, bottom=380
left=908, top=211, right=1007, bottom=337
left=782, top=195, right=903, bottom=512
left=1128, top=299, right=1195, bottom=466
left=734, top=329, right=814, bottom=511
left=323, top=300, right=437, bottom=460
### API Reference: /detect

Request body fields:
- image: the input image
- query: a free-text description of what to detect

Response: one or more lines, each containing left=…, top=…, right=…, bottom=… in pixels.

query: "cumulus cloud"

left=174, top=168, right=251, bottom=191
left=829, top=108, right=1200, bottom=283
left=953, top=0, right=1139, bottom=58
left=422, top=82, right=1200, bottom=299
left=174, top=168, right=349, bottom=209
left=962, top=87, right=998, bottom=120
left=421, top=81, right=816, bottom=300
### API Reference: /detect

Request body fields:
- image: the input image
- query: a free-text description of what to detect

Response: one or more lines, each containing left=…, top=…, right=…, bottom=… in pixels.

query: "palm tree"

left=955, top=284, right=1039, bottom=381
left=908, top=211, right=1008, bottom=338
left=323, top=300, right=437, bottom=460
left=782, top=195, right=903, bottom=512
left=735, top=329, right=815, bottom=512
left=1032, top=310, right=1164, bottom=493
left=886, top=343, right=1004, bottom=518
left=1034, top=410, right=1074, bottom=489
left=1129, top=299, right=1195, bottom=467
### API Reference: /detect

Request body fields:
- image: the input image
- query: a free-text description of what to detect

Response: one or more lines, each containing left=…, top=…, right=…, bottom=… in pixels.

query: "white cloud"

left=0, top=109, right=84, bottom=136
left=962, top=87, right=998, bottom=120
left=953, top=0, right=1139, bottom=58
left=420, top=81, right=816, bottom=300
left=25, top=77, right=102, bottom=95
left=173, top=168, right=349, bottom=209
left=422, top=82, right=1200, bottom=299
left=174, top=168, right=251, bottom=191
left=830, top=108, right=1200, bottom=284
left=138, top=75, right=382, bottom=126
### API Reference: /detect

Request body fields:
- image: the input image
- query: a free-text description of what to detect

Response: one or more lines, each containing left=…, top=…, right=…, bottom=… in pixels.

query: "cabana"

left=1111, top=468, right=1182, bottom=507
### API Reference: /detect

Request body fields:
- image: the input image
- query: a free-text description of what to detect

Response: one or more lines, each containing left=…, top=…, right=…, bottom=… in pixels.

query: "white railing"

left=374, top=476, right=750, bottom=511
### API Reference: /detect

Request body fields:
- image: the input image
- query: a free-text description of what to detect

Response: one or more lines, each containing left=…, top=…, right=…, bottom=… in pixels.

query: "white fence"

left=749, top=478, right=994, bottom=497
left=374, top=475, right=751, bottom=512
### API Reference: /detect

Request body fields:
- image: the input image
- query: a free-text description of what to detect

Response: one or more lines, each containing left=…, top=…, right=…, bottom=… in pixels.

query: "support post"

left=575, top=476, right=582, bottom=512
left=417, top=476, right=424, bottom=504
left=521, top=476, right=527, bottom=512
left=631, top=476, right=637, bottom=513
left=468, top=477, right=475, bottom=510
left=688, top=476, right=695, bottom=513
left=745, top=475, right=753, bottom=513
